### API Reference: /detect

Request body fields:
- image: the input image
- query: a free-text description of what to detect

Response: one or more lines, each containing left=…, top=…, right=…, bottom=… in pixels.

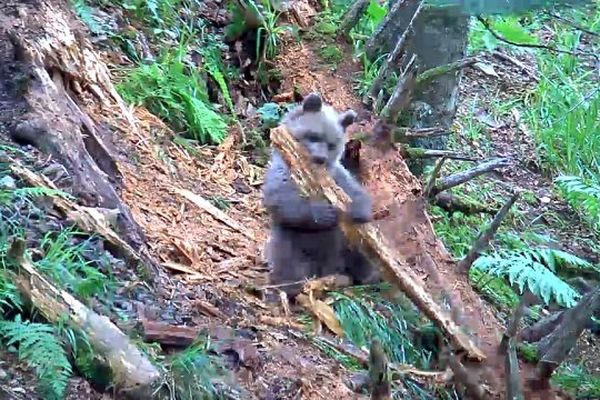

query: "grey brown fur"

left=262, top=93, right=380, bottom=298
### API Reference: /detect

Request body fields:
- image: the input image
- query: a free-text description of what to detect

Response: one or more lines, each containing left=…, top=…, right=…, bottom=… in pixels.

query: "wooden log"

left=380, top=55, right=418, bottom=122
left=519, top=312, right=564, bottom=343
left=457, top=193, right=520, bottom=272
left=8, top=240, right=161, bottom=399
left=141, top=320, right=201, bottom=347
left=431, top=157, right=511, bottom=196
left=270, top=125, right=486, bottom=361
left=338, top=0, right=371, bottom=37
left=535, top=286, right=600, bottom=381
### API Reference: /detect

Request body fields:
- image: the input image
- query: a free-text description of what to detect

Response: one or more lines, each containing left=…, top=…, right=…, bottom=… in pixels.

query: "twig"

left=457, top=193, right=520, bottom=272
left=477, top=16, right=598, bottom=59
left=545, top=11, right=600, bottom=37
left=492, top=51, right=539, bottom=81
left=400, top=146, right=479, bottom=161
left=423, top=157, right=447, bottom=198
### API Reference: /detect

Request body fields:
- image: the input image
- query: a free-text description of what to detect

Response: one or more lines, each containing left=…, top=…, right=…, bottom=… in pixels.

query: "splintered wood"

left=270, top=125, right=486, bottom=362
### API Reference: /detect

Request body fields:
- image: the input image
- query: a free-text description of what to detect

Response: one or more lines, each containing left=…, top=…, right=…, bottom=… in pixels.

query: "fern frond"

left=0, top=316, right=72, bottom=400
left=472, top=247, right=590, bottom=307
left=555, top=175, right=600, bottom=231
left=15, top=186, right=73, bottom=200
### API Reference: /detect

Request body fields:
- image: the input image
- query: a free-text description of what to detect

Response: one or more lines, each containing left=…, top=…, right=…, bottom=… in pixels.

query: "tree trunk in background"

left=369, top=3, right=469, bottom=175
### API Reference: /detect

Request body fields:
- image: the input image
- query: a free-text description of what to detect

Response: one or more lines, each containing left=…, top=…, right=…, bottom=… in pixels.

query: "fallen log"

left=141, top=320, right=201, bottom=347
left=457, top=193, right=520, bottom=272
left=8, top=239, right=161, bottom=399
left=270, top=125, right=486, bottom=361
left=338, top=0, right=370, bottom=37
left=432, top=192, right=496, bottom=215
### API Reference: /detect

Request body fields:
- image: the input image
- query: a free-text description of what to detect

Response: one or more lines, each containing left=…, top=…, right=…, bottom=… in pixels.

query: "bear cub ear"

left=302, top=92, right=323, bottom=112
left=339, top=110, right=357, bottom=129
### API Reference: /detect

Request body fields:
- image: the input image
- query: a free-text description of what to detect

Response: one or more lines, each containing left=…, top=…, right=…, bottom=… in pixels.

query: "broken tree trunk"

left=431, top=157, right=510, bottom=196
left=8, top=240, right=161, bottom=399
left=4, top=0, right=155, bottom=273
left=457, top=193, right=520, bottom=272
left=270, top=125, right=486, bottom=361
left=535, top=286, right=600, bottom=382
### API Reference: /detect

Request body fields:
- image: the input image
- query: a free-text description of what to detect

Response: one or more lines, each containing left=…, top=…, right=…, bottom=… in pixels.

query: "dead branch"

left=505, top=338, right=525, bottom=400
left=544, top=11, right=600, bottom=37
left=492, top=51, right=539, bottom=82
left=364, top=1, right=424, bottom=106
left=380, top=55, right=418, bottom=121
left=423, top=157, right=447, bottom=198
left=338, top=0, right=371, bottom=37
left=457, top=193, right=520, bottom=272
left=535, top=286, right=600, bottom=381
left=519, top=312, right=564, bottom=343
left=416, top=57, right=478, bottom=86
left=8, top=240, right=161, bottom=399
left=270, top=125, right=486, bottom=361
left=10, top=162, right=159, bottom=278
left=369, top=339, right=391, bottom=400
left=400, top=126, right=449, bottom=138
left=431, top=157, right=510, bottom=195
left=432, top=193, right=496, bottom=215
left=399, top=146, right=479, bottom=161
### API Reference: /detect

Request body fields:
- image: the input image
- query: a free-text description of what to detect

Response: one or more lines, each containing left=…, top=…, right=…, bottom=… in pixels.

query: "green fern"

left=0, top=316, right=72, bottom=399
left=70, top=0, right=109, bottom=35
left=555, top=175, right=600, bottom=231
left=0, top=269, right=21, bottom=313
left=472, top=247, right=595, bottom=307
left=201, top=43, right=236, bottom=116
left=118, top=47, right=228, bottom=144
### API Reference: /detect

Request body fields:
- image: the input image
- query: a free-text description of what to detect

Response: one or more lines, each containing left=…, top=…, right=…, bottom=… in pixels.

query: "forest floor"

left=0, top=0, right=598, bottom=399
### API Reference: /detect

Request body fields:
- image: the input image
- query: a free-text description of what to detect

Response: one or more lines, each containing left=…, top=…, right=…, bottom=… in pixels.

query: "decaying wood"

left=369, top=339, right=391, bottom=400
left=174, top=187, right=254, bottom=240
left=399, top=146, right=478, bottom=161
left=270, top=125, right=486, bottom=361
left=423, top=157, right=447, bottom=198
left=141, top=320, right=201, bottom=347
left=505, top=338, right=525, bottom=400
left=457, top=193, right=520, bottom=272
left=535, top=286, right=600, bottom=381
left=380, top=55, right=418, bottom=122
left=338, top=0, right=371, bottom=37
left=415, top=57, right=478, bottom=87
left=364, top=1, right=424, bottom=106
left=499, top=291, right=535, bottom=353
left=431, top=157, right=511, bottom=196
left=433, top=192, right=496, bottom=215
left=10, top=162, right=159, bottom=277
left=8, top=240, right=161, bottom=399
left=6, top=2, right=147, bottom=256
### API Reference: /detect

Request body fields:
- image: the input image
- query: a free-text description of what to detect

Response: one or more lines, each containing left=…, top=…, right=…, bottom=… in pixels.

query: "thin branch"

left=432, top=157, right=510, bottom=195
left=457, top=193, right=520, bottom=272
left=424, top=157, right=447, bottom=198
left=545, top=11, right=600, bottom=37
left=477, top=16, right=598, bottom=59
left=380, top=54, right=418, bottom=121
left=400, top=146, right=479, bottom=161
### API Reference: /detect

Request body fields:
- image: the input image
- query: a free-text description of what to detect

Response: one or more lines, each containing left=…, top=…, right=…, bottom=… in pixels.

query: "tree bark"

left=338, top=0, right=371, bottom=37
left=2, top=0, right=155, bottom=274
left=8, top=240, right=161, bottom=399
left=270, top=125, right=486, bottom=361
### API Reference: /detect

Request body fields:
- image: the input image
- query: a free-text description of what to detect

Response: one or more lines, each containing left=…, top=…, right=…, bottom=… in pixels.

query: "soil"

left=0, top=0, right=596, bottom=399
